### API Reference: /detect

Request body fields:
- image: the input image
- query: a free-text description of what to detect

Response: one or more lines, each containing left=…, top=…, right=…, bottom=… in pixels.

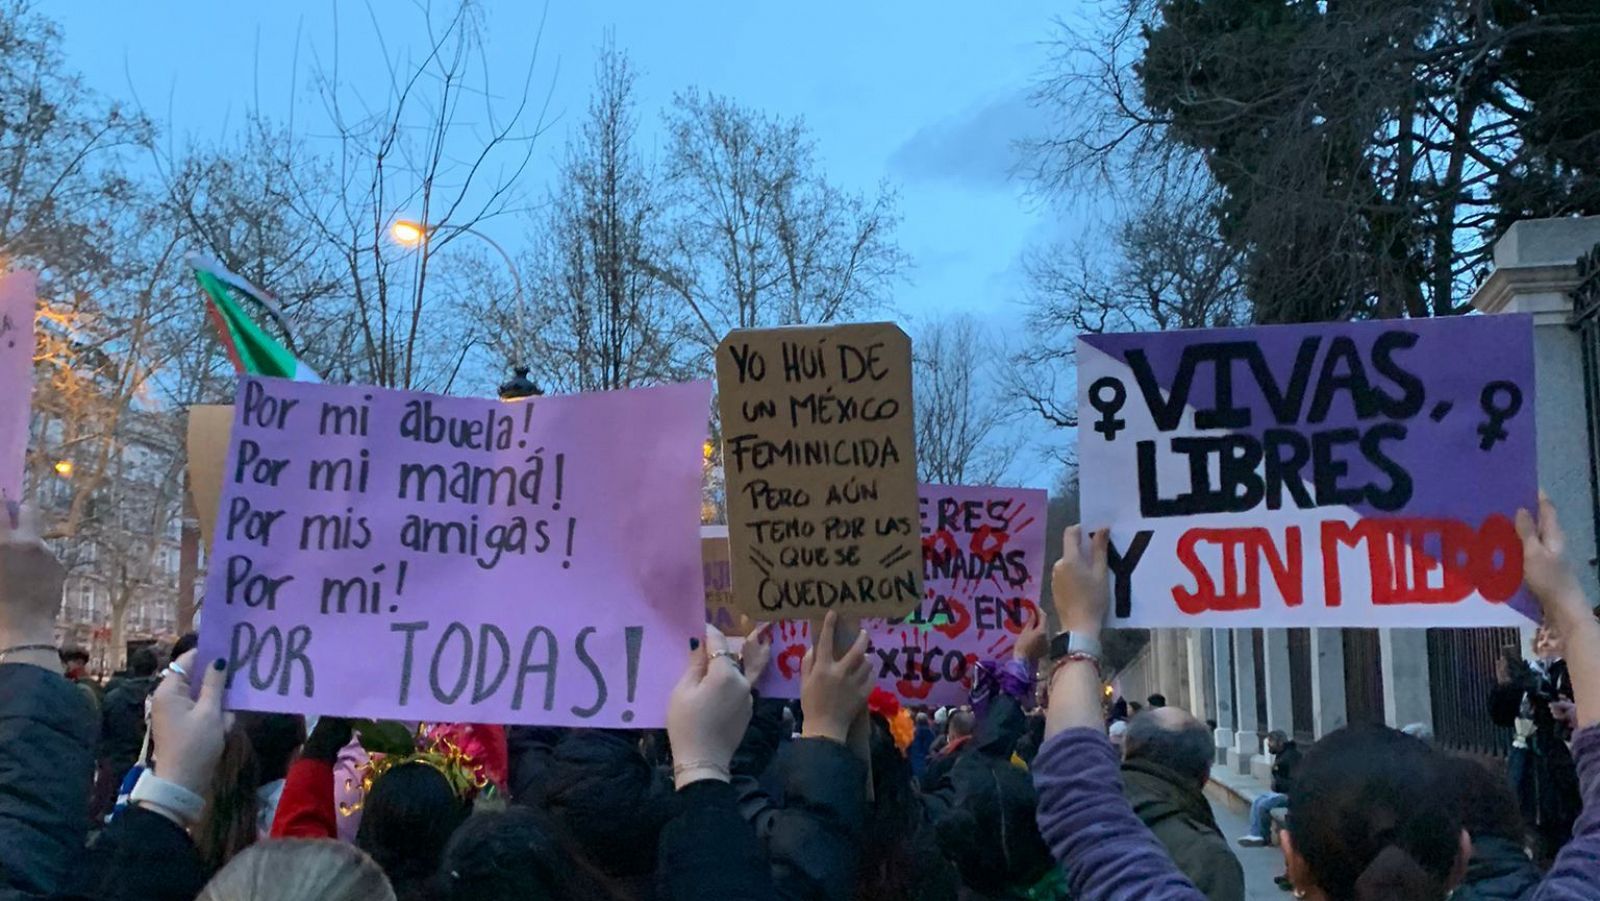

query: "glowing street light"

left=53, top=460, right=74, bottom=478
left=390, top=219, right=428, bottom=247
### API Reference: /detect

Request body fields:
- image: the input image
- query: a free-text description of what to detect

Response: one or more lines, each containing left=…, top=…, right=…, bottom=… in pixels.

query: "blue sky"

left=53, top=1, right=1083, bottom=487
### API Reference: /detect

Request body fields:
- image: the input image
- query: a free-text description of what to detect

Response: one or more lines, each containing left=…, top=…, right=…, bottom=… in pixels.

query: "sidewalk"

left=1207, top=764, right=1289, bottom=899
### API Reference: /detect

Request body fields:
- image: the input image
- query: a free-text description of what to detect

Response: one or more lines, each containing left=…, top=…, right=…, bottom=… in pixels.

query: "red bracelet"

left=1049, top=652, right=1103, bottom=683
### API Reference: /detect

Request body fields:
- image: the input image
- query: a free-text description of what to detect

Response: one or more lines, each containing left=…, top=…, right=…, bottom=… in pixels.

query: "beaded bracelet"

left=1049, top=651, right=1103, bottom=683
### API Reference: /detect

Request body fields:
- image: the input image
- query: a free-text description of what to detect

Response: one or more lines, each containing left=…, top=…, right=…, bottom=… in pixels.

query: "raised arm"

left=1518, top=497, right=1600, bottom=898
left=1034, top=526, right=1205, bottom=901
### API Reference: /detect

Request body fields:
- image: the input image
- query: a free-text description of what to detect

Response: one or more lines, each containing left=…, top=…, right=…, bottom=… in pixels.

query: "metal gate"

left=1427, top=626, right=1517, bottom=758
left=1343, top=628, right=1386, bottom=726
left=1575, top=243, right=1600, bottom=562
left=1288, top=628, right=1315, bottom=743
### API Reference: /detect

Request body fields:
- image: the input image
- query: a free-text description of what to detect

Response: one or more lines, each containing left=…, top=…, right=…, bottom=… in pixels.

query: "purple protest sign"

left=198, top=377, right=712, bottom=727
left=0, top=271, right=36, bottom=504
left=754, top=484, right=1047, bottom=706
left=1077, top=315, right=1537, bottom=629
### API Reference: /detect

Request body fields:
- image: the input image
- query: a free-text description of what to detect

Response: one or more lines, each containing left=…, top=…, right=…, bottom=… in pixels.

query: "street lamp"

left=388, top=219, right=524, bottom=309
left=498, top=366, right=541, bottom=401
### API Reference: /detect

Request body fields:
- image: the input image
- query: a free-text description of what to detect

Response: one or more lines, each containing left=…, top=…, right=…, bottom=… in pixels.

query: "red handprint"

left=773, top=621, right=810, bottom=681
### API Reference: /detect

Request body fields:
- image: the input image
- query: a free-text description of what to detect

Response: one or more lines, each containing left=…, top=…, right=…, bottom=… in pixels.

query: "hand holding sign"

left=668, top=627, right=752, bottom=788
left=151, top=651, right=230, bottom=800
left=800, top=610, right=874, bottom=745
left=1050, top=526, right=1109, bottom=637
left=0, top=505, right=65, bottom=668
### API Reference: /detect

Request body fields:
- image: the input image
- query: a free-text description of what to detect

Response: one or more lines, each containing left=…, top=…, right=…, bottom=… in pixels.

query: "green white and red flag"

left=187, top=254, right=320, bottom=382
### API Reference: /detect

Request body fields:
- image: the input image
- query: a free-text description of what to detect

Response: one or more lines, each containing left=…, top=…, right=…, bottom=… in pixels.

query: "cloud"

left=887, top=92, right=1046, bottom=189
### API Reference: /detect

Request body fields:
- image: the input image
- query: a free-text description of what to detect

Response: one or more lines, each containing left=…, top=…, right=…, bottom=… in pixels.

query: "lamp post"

left=391, top=218, right=534, bottom=400
left=389, top=219, right=524, bottom=310
left=498, top=366, right=541, bottom=401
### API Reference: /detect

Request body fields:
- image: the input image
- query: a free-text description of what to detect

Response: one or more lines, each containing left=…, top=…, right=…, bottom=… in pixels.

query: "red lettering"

left=1172, top=527, right=1301, bottom=614
left=1319, top=516, right=1523, bottom=607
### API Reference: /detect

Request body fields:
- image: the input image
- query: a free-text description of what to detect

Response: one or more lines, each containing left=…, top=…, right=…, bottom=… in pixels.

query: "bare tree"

left=914, top=315, right=1017, bottom=485
left=658, top=89, right=907, bottom=355
left=1011, top=180, right=1248, bottom=434
left=274, top=0, right=552, bottom=391
left=491, top=36, right=687, bottom=393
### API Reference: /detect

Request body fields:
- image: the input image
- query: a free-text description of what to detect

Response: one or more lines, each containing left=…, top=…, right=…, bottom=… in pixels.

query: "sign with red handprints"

left=752, top=483, right=1047, bottom=706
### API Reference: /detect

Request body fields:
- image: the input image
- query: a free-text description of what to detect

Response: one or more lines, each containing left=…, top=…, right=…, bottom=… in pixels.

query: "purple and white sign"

left=0, top=271, right=35, bottom=504
left=198, top=377, right=712, bottom=727
left=1078, top=315, right=1537, bottom=629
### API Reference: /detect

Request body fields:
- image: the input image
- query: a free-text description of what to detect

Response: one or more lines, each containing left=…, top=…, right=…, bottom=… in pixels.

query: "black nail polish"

left=213, top=658, right=226, bottom=671
left=689, top=637, right=700, bottom=651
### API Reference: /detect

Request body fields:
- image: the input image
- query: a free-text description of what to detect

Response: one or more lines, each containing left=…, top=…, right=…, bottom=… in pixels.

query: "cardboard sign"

left=702, top=525, right=739, bottom=634
left=0, top=272, right=36, bottom=503
left=754, top=483, right=1047, bottom=706
left=1077, top=315, right=1537, bottom=628
left=187, top=404, right=234, bottom=548
left=717, top=323, right=922, bottom=620
left=197, top=377, right=712, bottom=727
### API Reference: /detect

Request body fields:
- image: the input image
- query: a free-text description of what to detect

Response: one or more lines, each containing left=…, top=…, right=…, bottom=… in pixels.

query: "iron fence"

left=1428, top=626, right=1518, bottom=758
left=1288, top=628, right=1315, bottom=743
left=1574, top=244, right=1600, bottom=572
left=1343, top=628, right=1386, bottom=726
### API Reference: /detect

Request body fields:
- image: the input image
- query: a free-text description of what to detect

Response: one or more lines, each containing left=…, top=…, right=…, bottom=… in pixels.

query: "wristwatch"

left=1049, top=631, right=1103, bottom=663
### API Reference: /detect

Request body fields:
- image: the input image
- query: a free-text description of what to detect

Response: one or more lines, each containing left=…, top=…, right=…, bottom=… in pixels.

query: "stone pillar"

left=1256, top=629, right=1293, bottom=781
left=1380, top=628, right=1433, bottom=730
left=1213, top=630, right=1235, bottom=765
left=1229, top=629, right=1260, bottom=775
left=1472, top=216, right=1600, bottom=602
left=1152, top=629, right=1189, bottom=707
left=1310, top=628, right=1348, bottom=738
left=1186, top=629, right=1215, bottom=721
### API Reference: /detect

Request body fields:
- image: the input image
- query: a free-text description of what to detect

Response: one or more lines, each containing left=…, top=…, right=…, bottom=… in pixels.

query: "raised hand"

left=667, top=626, right=752, bottom=789
left=1517, top=496, right=1600, bottom=731
left=1012, top=608, right=1050, bottom=665
left=0, top=505, right=65, bottom=672
left=740, top=620, right=774, bottom=688
left=1050, top=525, right=1109, bottom=636
left=800, top=610, right=873, bottom=745
left=150, top=650, right=230, bottom=797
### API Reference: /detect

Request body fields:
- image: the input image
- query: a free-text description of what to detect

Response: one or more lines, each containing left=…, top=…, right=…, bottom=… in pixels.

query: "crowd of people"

left=0, top=496, right=1597, bottom=900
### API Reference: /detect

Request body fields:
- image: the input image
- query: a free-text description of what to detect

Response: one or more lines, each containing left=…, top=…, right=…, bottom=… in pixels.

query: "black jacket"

left=0, top=663, right=97, bottom=900
left=658, top=779, right=775, bottom=901
left=1270, top=742, right=1301, bottom=795
left=1451, top=835, right=1541, bottom=901
left=74, top=807, right=209, bottom=901
left=98, top=675, right=157, bottom=773
left=734, top=736, right=868, bottom=901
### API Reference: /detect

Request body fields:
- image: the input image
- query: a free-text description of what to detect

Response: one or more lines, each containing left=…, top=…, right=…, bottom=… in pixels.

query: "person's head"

left=1445, top=755, right=1523, bottom=845
left=242, top=712, right=306, bottom=784
left=128, top=647, right=158, bottom=678
left=1109, top=697, right=1129, bottom=721
left=433, top=807, right=616, bottom=901
left=1146, top=693, right=1167, bottom=708
left=915, top=712, right=930, bottom=728
left=356, top=762, right=471, bottom=900
left=172, top=631, right=200, bottom=661
left=1129, top=701, right=1144, bottom=714
left=1400, top=723, right=1434, bottom=745
left=933, top=706, right=949, bottom=728
left=60, top=647, right=89, bottom=675
left=1267, top=730, right=1290, bottom=755
left=1284, top=726, right=1467, bottom=901
left=1123, top=708, right=1212, bottom=787
left=947, top=709, right=976, bottom=740
left=194, top=714, right=305, bottom=870
left=933, top=756, right=1055, bottom=895
left=861, top=713, right=960, bottom=899
left=542, top=730, right=673, bottom=881
left=197, top=839, right=394, bottom=901
left=1108, top=719, right=1129, bottom=750
left=1533, top=624, right=1563, bottom=661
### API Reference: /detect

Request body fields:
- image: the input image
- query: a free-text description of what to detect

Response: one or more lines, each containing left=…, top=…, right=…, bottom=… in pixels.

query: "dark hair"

left=1287, top=726, right=1461, bottom=901
left=1109, top=697, right=1129, bottom=722
left=243, top=713, right=305, bottom=785
left=1146, top=693, right=1167, bottom=708
left=932, top=756, right=1054, bottom=894
left=172, top=632, right=200, bottom=660
left=433, top=807, right=619, bottom=901
left=128, top=648, right=159, bottom=677
left=1123, top=711, right=1213, bottom=785
left=861, top=714, right=960, bottom=901
left=60, top=647, right=90, bottom=666
left=357, top=762, right=470, bottom=901
left=543, top=730, right=673, bottom=880
left=195, top=724, right=261, bottom=871
left=1446, top=755, right=1523, bottom=844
